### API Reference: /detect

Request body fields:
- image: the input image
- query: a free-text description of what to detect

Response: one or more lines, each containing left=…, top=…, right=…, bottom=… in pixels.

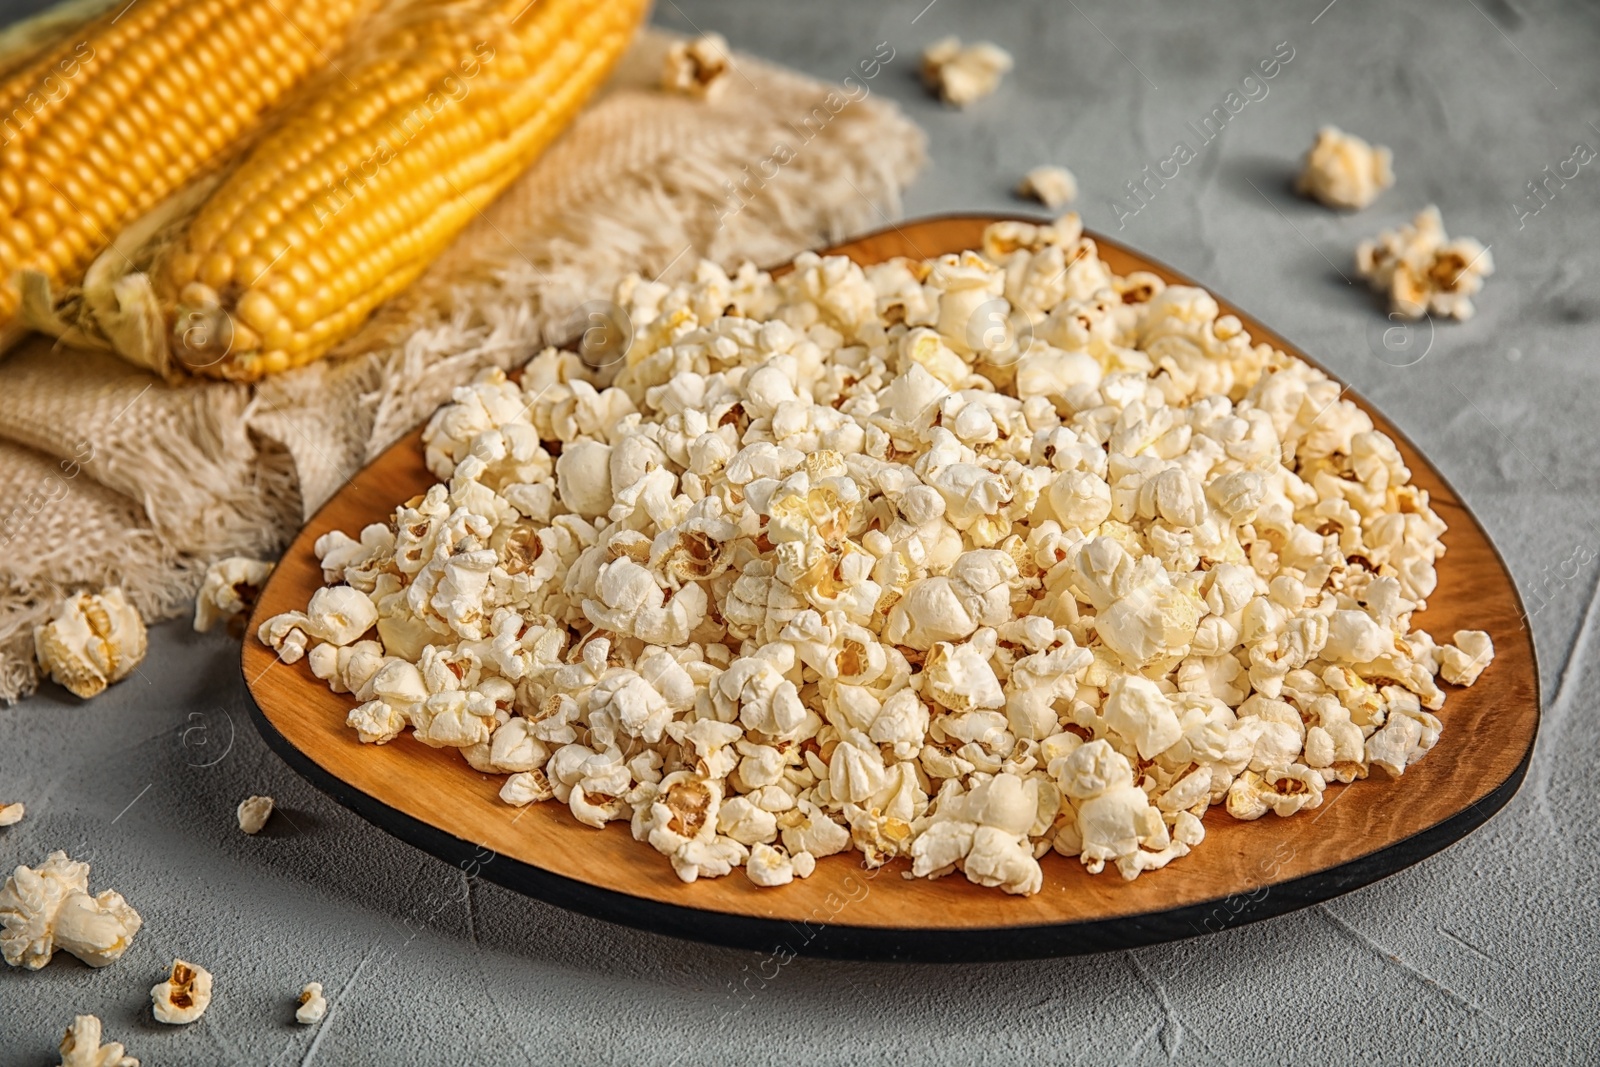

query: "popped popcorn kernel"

left=295, top=981, right=328, bottom=1024
left=1356, top=205, right=1493, bottom=320
left=237, top=795, right=274, bottom=835
left=921, top=37, right=1012, bottom=107
left=151, top=958, right=213, bottom=1025
left=1440, top=630, right=1494, bottom=687
left=56, top=1015, right=138, bottom=1067
left=1296, top=126, right=1394, bottom=211
left=34, top=589, right=147, bottom=700
left=662, top=33, right=732, bottom=100
left=1017, top=165, right=1079, bottom=210
left=194, top=557, right=274, bottom=632
left=264, top=214, right=1491, bottom=895
left=0, top=851, right=141, bottom=970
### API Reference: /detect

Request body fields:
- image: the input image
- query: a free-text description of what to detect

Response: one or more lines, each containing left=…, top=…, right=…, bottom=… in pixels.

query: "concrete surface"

left=4, top=0, right=1599, bottom=1063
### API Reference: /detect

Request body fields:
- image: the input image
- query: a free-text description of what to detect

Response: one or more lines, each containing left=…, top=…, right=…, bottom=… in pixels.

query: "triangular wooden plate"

left=243, top=215, right=1538, bottom=962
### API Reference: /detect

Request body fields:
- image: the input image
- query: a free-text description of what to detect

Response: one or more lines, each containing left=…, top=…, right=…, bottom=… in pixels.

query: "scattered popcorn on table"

left=1295, top=126, right=1394, bottom=211
left=151, top=959, right=213, bottom=1024
left=1356, top=205, right=1493, bottom=320
left=0, top=802, right=22, bottom=827
left=261, top=213, right=1494, bottom=895
left=34, top=589, right=147, bottom=700
left=0, top=851, right=142, bottom=969
left=296, top=981, right=328, bottom=1024
left=194, top=557, right=275, bottom=632
left=662, top=32, right=731, bottom=100
left=56, top=1015, right=138, bottom=1067
left=921, top=37, right=1012, bottom=107
left=236, top=795, right=275, bottom=835
left=1017, top=166, right=1078, bottom=210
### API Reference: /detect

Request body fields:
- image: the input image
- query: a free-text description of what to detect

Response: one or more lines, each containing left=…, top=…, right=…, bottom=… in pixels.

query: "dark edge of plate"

left=243, top=671, right=1534, bottom=963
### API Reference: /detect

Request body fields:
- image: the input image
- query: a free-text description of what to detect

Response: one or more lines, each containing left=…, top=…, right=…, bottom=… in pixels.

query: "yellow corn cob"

left=127, top=0, right=649, bottom=381
left=0, top=0, right=377, bottom=328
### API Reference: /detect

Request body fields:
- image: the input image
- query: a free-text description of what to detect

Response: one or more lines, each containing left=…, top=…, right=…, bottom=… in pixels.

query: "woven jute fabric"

left=0, top=28, right=926, bottom=702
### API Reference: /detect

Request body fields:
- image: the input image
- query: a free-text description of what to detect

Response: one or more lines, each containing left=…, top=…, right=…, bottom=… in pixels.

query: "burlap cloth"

left=0, top=28, right=926, bottom=702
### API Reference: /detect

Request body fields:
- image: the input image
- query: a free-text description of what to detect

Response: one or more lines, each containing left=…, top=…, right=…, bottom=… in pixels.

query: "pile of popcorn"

left=259, top=215, right=1493, bottom=895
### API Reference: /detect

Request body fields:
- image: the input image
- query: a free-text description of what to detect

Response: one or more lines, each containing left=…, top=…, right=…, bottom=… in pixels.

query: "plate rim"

left=246, top=675, right=1536, bottom=966
left=242, top=212, right=1540, bottom=963
left=243, top=683, right=1532, bottom=961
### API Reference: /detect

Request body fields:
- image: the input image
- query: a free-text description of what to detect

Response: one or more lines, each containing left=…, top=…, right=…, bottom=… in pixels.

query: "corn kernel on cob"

left=61, top=0, right=648, bottom=381
left=0, top=0, right=377, bottom=331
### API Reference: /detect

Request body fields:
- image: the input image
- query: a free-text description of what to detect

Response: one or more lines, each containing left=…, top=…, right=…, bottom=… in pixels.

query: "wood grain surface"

left=243, top=215, right=1538, bottom=952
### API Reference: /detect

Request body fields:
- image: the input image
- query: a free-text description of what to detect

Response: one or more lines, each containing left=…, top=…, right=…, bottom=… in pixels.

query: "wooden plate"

left=243, top=215, right=1538, bottom=962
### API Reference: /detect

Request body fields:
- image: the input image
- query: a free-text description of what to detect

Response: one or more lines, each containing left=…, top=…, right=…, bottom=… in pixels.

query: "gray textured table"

left=4, top=0, right=1598, bottom=1063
